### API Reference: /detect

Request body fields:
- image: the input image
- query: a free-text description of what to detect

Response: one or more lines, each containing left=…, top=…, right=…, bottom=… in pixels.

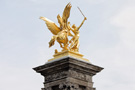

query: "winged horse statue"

left=40, top=3, right=87, bottom=53
left=40, top=3, right=72, bottom=51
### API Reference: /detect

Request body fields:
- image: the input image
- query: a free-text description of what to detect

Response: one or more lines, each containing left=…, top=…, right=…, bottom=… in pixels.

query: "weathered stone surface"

left=33, top=57, right=103, bottom=90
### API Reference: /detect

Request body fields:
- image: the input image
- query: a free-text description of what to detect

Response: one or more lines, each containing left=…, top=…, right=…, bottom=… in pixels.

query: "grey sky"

left=0, top=0, right=135, bottom=90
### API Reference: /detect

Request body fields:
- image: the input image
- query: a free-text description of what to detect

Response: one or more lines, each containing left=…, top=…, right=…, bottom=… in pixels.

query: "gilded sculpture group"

left=40, top=3, right=87, bottom=53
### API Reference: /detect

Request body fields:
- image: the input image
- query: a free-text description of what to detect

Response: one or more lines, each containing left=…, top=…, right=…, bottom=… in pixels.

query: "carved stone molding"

left=45, top=71, right=68, bottom=82
left=41, top=88, right=45, bottom=90
left=45, top=87, right=52, bottom=90
left=86, top=87, right=95, bottom=90
left=68, top=70, right=92, bottom=82
left=59, top=82, right=79, bottom=90
left=45, top=70, right=92, bottom=83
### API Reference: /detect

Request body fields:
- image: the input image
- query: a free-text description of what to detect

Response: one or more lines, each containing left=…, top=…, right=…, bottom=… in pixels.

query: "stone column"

left=33, top=57, right=103, bottom=90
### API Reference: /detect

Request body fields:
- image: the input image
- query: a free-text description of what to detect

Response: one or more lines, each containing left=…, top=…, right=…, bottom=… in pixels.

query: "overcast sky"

left=0, top=0, right=135, bottom=90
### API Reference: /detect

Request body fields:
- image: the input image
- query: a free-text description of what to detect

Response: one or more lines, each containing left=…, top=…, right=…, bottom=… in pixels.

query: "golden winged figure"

left=40, top=3, right=87, bottom=53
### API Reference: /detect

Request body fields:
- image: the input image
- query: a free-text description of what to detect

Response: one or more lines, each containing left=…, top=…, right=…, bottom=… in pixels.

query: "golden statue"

left=40, top=3, right=87, bottom=53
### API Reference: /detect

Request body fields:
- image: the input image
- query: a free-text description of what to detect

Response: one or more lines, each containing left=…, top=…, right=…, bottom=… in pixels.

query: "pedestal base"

left=33, top=57, right=103, bottom=90
left=48, top=50, right=89, bottom=62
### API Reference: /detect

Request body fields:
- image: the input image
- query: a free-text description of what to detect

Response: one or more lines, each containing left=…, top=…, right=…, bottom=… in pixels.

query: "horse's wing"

left=62, top=3, right=72, bottom=24
left=40, top=17, right=61, bottom=35
left=57, top=14, right=63, bottom=29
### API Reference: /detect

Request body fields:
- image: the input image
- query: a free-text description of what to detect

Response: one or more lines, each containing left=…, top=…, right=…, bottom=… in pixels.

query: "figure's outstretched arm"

left=77, top=17, right=87, bottom=30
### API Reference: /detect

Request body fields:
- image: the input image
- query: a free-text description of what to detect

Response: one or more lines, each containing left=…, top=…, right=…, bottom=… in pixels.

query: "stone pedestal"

left=33, top=56, right=103, bottom=90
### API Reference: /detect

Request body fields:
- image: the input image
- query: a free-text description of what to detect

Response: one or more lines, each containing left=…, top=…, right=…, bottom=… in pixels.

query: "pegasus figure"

left=40, top=3, right=72, bottom=51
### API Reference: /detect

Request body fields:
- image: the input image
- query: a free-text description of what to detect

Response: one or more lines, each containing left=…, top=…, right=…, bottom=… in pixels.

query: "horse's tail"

left=49, top=35, right=56, bottom=48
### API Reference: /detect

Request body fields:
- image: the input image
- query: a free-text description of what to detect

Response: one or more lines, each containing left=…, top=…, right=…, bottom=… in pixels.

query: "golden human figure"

left=69, top=17, right=87, bottom=52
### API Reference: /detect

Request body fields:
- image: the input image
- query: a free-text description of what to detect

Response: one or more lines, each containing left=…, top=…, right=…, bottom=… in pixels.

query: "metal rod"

left=77, top=7, right=85, bottom=18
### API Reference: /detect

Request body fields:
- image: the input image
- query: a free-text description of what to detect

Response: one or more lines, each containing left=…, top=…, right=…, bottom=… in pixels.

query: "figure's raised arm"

left=77, top=17, right=87, bottom=30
